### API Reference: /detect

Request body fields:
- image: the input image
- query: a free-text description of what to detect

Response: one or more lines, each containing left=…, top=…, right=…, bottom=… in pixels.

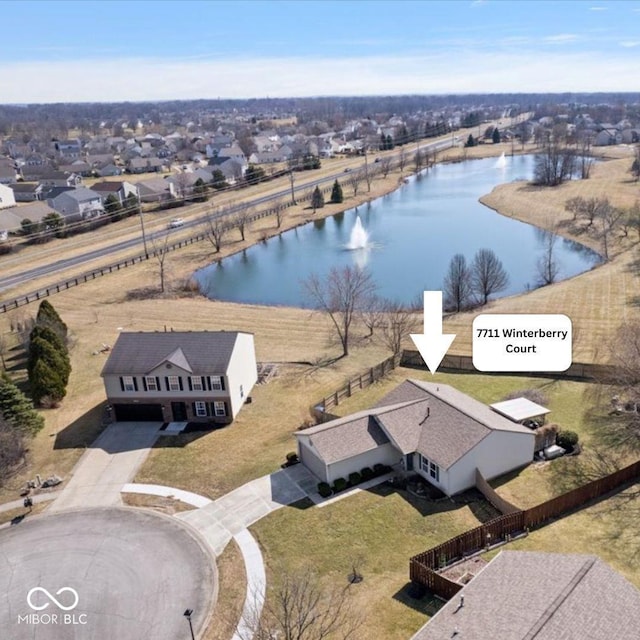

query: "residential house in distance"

left=0, top=158, right=17, bottom=185
left=8, top=182, right=44, bottom=202
left=47, top=186, right=104, bottom=220
left=91, top=180, right=139, bottom=205
left=137, top=176, right=176, bottom=203
left=0, top=201, right=56, bottom=234
left=127, top=157, right=165, bottom=174
left=101, top=331, right=258, bottom=424
left=97, top=163, right=123, bottom=178
left=296, top=380, right=535, bottom=496
left=411, top=551, right=640, bottom=640
left=0, top=183, right=17, bottom=210
left=54, top=138, right=82, bottom=159
left=39, top=171, right=83, bottom=188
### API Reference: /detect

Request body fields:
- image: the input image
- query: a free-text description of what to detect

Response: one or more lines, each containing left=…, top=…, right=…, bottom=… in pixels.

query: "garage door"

left=113, top=403, right=163, bottom=422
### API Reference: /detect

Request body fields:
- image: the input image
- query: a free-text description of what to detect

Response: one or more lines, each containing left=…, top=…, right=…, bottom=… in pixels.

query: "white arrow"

left=410, top=291, right=456, bottom=375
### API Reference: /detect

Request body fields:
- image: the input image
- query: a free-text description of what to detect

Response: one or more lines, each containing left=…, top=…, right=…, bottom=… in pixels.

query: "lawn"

left=250, top=484, right=485, bottom=640
left=483, top=478, right=640, bottom=589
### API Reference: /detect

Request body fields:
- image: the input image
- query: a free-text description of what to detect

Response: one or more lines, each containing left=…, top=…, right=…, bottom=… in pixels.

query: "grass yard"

left=484, top=478, right=640, bottom=589
left=250, top=485, right=484, bottom=640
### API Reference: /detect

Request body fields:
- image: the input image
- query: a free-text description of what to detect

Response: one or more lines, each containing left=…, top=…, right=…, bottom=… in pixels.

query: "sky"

left=2, top=0, right=640, bottom=103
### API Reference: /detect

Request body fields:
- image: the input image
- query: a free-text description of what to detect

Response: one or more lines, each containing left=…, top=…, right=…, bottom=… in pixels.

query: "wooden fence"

left=474, top=469, right=521, bottom=515
left=410, top=458, right=640, bottom=599
left=315, top=355, right=398, bottom=414
left=401, top=350, right=615, bottom=382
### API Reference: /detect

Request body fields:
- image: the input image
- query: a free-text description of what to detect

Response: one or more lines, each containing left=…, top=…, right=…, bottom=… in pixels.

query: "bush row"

left=317, top=463, right=393, bottom=498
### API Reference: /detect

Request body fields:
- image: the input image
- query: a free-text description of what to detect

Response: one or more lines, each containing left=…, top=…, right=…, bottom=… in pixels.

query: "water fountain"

left=347, top=215, right=369, bottom=250
left=494, top=152, right=507, bottom=169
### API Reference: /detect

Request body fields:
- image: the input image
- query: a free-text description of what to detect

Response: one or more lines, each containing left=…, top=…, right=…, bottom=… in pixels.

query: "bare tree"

left=577, top=132, right=595, bottom=180
left=471, top=248, right=509, bottom=305
left=398, top=147, right=406, bottom=173
left=273, top=199, right=286, bottom=228
left=630, top=145, right=640, bottom=182
left=359, top=294, right=385, bottom=337
left=233, top=205, right=253, bottom=241
left=532, top=139, right=575, bottom=186
left=414, top=149, right=424, bottom=172
left=348, top=171, right=364, bottom=197
left=565, top=196, right=584, bottom=221
left=379, top=156, right=392, bottom=179
left=379, top=300, right=419, bottom=356
left=237, top=569, right=362, bottom=640
left=443, top=253, right=472, bottom=312
left=204, top=207, right=229, bottom=252
left=173, top=171, right=193, bottom=202
left=304, top=266, right=377, bottom=357
left=595, top=198, right=622, bottom=261
left=625, top=200, right=640, bottom=241
left=536, top=228, right=560, bottom=286
left=151, top=232, right=171, bottom=293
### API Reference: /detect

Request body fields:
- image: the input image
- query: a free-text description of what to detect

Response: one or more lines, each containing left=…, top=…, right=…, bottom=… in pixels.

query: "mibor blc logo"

left=18, top=586, right=88, bottom=626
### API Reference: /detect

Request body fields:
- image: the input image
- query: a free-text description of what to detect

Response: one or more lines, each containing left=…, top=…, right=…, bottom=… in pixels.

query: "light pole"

left=138, top=205, right=149, bottom=258
left=183, top=609, right=195, bottom=640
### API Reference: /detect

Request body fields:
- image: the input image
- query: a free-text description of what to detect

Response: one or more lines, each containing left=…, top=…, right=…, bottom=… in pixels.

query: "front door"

left=171, top=402, right=187, bottom=421
left=405, top=454, right=414, bottom=471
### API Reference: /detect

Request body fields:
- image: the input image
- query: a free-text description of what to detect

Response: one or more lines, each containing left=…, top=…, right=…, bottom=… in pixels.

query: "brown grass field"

left=1, top=136, right=639, bottom=637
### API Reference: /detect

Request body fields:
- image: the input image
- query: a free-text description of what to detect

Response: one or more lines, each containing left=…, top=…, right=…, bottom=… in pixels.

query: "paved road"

left=0, top=138, right=456, bottom=294
left=0, top=507, right=215, bottom=640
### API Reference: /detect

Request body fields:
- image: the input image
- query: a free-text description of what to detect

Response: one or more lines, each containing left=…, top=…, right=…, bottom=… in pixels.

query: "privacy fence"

left=410, top=458, right=640, bottom=600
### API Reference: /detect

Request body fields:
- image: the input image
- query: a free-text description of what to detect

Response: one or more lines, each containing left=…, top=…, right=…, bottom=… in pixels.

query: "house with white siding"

left=101, top=331, right=257, bottom=424
left=296, top=380, right=535, bottom=496
left=0, top=183, right=17, bottom=210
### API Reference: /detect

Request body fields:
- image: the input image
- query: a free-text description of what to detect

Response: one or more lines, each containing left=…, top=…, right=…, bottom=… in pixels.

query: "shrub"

left=332, top=477, right=348, bottom=493
left=557, top=430, right=579, bottom=450
left=348, top=472, right=362, bottom=486
left=317, top=482, right=332, bottom=498
left=360, top=467, right=374, bottom=480
left=373, top=463, right=392, bottom=476
left=286, top=451, right=299, bottom=464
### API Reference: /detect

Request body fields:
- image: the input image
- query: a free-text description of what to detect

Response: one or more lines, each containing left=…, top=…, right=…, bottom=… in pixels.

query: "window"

left=430, top=461, right=440, bottom=482
left=214, top=401, right=226, bottom=417
left=168, top=376, right=181, bottom=391
left=145, top=376, right=158, bottom=391
left=190, top=376, right=204, bottom=391
left=210, top=376, right=223, bottom=390
left=420, top=454, right=429, bottom=474
left=194, top=401, right=207, bottom=417
left=122, top=376, right=135, bottom=392
left=240, top=384, right=244, bottom=398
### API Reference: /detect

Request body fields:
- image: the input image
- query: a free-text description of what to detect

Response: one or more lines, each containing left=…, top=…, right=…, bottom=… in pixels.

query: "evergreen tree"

left=193, top=178, right=209, bottom=201
left=30, top=359, right=67, bottom=405
left=0, top=376, right=44, bottom=436
left=386, top=134, right=394, bottom=150
left=124, top=191, right=140, bottom=216
left=245, top=164, right=266, bottom=185
left=311, top=186, right=325, bottom=213
left=36, top=300, right=68, bottom=342
left=464, top=134, right=476, bottom=148
left=210, top=169, right=228, bottom=190
left=104, top=194, right=123, bottom=220
left=492, top=127, right=501, bottom=144
left=28, top=334, right=71, bottom=386
left=330, top=180, right=343, bottom=204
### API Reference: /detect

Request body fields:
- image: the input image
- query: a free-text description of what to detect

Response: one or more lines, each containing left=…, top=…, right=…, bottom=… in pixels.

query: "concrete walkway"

left=48, top=421, right=161, bottom=512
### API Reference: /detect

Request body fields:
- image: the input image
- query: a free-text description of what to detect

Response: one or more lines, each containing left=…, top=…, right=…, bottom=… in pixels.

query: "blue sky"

left=2, top=0, right=640, bottom=103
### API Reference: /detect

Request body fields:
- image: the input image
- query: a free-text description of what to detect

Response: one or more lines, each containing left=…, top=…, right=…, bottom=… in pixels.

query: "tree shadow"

left=53, top=402, right=109, bottom=450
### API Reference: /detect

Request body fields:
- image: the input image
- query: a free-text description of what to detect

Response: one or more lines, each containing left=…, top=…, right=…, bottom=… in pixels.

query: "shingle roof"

left=411, top=551, right=640, bottom=640
left=101, top=331, right=249, bottom=376
left=91, top=181, right=125, bottom=192
left=299, top=380, right=532, bottom=470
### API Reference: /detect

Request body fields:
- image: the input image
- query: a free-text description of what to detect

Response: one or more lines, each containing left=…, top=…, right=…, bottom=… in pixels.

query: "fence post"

left=347, top=381, right=352, bottom=397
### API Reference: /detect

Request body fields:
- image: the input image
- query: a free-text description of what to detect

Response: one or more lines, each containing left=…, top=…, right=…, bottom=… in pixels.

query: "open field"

left=251, top=486, right=482, bottom=640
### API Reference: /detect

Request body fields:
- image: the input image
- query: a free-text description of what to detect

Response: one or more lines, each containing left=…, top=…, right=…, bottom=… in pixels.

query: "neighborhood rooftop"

left=411, top=551, right=640, bottom=640
left=101, top=331, right=252, bottom=376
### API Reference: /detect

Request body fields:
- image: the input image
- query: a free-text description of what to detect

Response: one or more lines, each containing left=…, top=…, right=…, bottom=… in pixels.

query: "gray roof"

left=101, top=331, right=249, bottom=376
left=411, top=551, right=640, bottom=640
left=9, top=182, right=41, bottom=193
left=298, top=380, right=531, bottom=470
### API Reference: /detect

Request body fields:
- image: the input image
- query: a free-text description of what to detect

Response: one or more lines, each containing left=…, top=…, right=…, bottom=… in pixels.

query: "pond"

left=195, top=155, right=601, bottom=307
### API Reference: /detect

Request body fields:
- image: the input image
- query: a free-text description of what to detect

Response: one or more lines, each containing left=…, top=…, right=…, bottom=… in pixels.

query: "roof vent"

left=419, top=406, right=430, bottom=425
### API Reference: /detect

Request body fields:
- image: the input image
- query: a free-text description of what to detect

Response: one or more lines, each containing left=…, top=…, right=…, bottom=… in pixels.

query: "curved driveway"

left=0, top=507, right=216, bottom=640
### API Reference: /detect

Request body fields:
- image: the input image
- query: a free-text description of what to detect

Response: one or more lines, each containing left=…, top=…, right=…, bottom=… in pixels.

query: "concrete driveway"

left=0, top=507, right=215, bottom=640
left=49, top=422, right=161, bottom=513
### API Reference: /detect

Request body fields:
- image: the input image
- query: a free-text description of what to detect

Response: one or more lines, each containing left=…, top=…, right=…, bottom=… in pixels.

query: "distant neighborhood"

left=1, top=97, right=638, bottom=239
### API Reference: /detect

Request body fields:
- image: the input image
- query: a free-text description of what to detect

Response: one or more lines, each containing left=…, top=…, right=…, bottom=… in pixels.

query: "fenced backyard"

left=410, top=459, right=640, bottom=599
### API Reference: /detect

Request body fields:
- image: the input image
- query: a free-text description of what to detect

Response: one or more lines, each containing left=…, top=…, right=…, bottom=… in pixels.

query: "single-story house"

left=411, top=551, right=640, bottom=640
left=127, top=157, right=165, bottom=174
left=0, top=183, right=17, bottom=210
left=296, top=380, right=535, bottom=496
left=137, top=176, right=176, bottom=203
left=101, top=331, right=257, bottom=424
left=0, top=201, right=57, bottom=234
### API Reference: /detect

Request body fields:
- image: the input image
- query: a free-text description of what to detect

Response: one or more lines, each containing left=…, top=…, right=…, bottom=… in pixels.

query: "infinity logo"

left=27, top=587, right=79, bottom=611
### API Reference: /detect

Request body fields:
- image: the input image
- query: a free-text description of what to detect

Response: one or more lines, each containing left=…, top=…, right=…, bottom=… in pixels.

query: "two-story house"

left=101, top=331, right=258, bottom=424
left=47, top=187, right=104, bottom=220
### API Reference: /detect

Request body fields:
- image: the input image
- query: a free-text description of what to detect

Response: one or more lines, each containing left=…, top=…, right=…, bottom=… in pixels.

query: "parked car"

left=168, top=217, right=184, bottom=228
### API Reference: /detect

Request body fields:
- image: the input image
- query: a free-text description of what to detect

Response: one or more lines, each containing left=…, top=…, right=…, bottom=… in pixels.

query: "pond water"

left=195, top=155, right=601, bottom=307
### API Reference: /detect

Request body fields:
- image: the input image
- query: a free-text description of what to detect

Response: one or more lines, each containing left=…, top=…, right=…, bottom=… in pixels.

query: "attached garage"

left=113, top=403, right=163, bottom=422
